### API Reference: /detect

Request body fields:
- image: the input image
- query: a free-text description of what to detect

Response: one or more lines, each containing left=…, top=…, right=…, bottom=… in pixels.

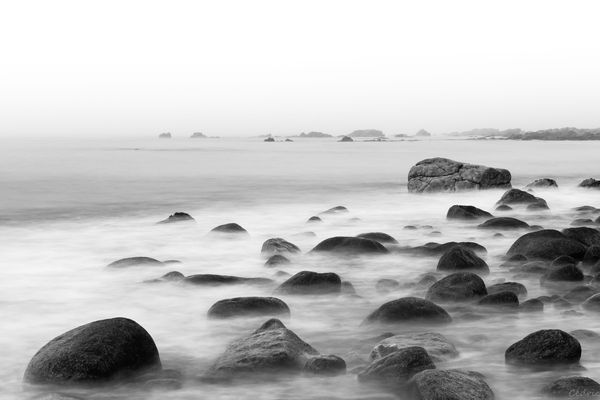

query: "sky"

left=1, top=0, right=599, bottom=137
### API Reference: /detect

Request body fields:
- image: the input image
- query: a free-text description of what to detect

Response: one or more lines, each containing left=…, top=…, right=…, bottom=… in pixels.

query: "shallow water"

left=1, top=137, right=600, bottom=399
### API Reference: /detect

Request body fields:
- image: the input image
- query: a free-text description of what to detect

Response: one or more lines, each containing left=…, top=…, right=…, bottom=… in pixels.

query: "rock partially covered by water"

left=157, top=212, right=194, bottom=224
left=496, top=188, right=545, bottom=206
left=446, top=205, right=493, bottom=220
left=487, top=282, right=527, bottom=299
left=311, top=236, right=389, bottom=255
left=436, top=246, right=489, bottom=274
left=507, top=230, right=587, bottom=261
left=579, top=178, right=600, bottom=189
left=202, top=319, right=319, bottom=380
left=107, top=257, right=164, bottom=268
left=358, top=347, right=435, bottom=386
left=526, top=178, right=558, bottom=189
left=209, top=223, right=248, bottom=235
left=477, top=291, right=519, bottom=309
left=261, top=238, right=300, bottom=256
left=505, top=329, right=581, bottom=366
left=478, top=217, right=529, bottom=230
left=426, top=272, right=487, bottom=302
left=264, top=254, right=290, bottom=267
left=207, top=297, right=290, bottom=319
left=320, top=206, right=348, bottom=215
left=303, top=355, right=346, bottom=376
left=276, top=271, right=341, bottom=295
left=542, top=265, right=584, bottom=284
left=363, top=297, right=452, bottom=325
left=183, top=274, right=272, bottom=286
left=562, top=227, right=600, bottom=248
left=542, top=376, right=600, bottom=398
left=370, top=332, right=459, bottom=362
left=407, top=369, right=494, bottom=400
left=407, top=157, right=511, bottom=193
left=356, top=232, right=398, bottom=244
left=24, top=318, right=161, bottom=384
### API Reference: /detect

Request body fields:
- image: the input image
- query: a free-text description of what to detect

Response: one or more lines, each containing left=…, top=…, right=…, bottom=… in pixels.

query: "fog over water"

left=2, top=138, right=600, bottom=399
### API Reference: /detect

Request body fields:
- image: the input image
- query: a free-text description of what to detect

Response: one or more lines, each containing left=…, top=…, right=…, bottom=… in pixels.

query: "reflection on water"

left=1, top=138, right=600, bottom=399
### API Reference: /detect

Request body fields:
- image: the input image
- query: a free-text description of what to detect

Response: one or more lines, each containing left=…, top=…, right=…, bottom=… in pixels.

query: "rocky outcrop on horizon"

left=347, top=129, right=384, bottom=138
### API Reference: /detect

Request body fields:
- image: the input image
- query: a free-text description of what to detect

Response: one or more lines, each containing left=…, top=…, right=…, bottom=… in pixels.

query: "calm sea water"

left=1, top=137, right=600, bottom=399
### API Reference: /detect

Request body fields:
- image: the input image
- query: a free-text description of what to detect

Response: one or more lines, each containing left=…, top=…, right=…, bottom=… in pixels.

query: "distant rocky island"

left=158, top=132, right=172, bottom=139
left=347, top=129, right=384, bottom=138
left=415, top=129, right=431, bottom=137
left=448, top=127, right=600, bottom=140
left=190, top=132, right=207, bottom=139
left=297, top=131, right=332, bottom=138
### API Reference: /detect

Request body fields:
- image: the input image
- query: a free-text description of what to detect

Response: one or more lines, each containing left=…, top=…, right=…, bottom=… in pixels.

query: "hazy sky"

left=1, top=0, right=599, bottom=137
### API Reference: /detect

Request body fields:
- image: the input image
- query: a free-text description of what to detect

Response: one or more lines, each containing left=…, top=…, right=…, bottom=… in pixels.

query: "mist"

left=1, top=0, right=600, bottom=138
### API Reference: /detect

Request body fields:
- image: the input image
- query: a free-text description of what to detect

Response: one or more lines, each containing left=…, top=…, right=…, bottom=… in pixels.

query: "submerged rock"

left=107, top=257, right=164, bottom=268
left=426, top=272, right=487, bottom=302
left=264, top=254, right=290, bottom=267
left=407, top=369, right=494, bottom=400
left=202, top=319, right=319, bottom=380
left=478, top=217, right=529, bottom=230
left=24, top=318, right=161, bottom=384
left=526, top=178, right=558, bottom=189
left=505, top=329, right=581, bottom=366
left=446, top=205, right=493, bottom=220
left=562, top=227, right=600, bottom=248
left=319, top=206, right=348, bottom=215
left=276, top=271, right=341, bottom=295
left=363, top=297, right=452, bottom=325
left=183, top=274, right=272, bottom=286
left=307, top=216, right=322, bottom=223
left=376, top=278, right=400, bottom=293
left=496, top=204, right=513, bottom=212
left=207, top=297, right=290, bottom=319
left=582, top=293, right=600, bottom=312
left=542, top=376, right=600, bottom=398
left=436, top=246, right=489, bottom=274
left=144, top=271, right=185, bottom=283
left=541, top=265, right=584, bottom=283
left=303, top=355, right=346, bottom=376
left=496, top=188, right=544, bottom=206
left=356, top=232, right=398, bottom=244
left=261, top=238, right=300, bottom=255
left=358, top=347, right=435, bottom=386
left=370, top=332, right=459, bottom=362
left=404, top=241, right=487, bottom=257
left=311, top=236, right=389, bottom=255
left=507, top=229, right=587, bottom=261
left=520, top=298, right=544, bottom=312
left=209, top=223, right=249, bottom=235
left=407, top=157, right=511, bottom=192
left=487, top=282, right=527, bottom=299
left=477, top=291, right=519, bottom=309
left=157, top=212, right=194, bottom=224
left=564, top=286, right=598, bottom=303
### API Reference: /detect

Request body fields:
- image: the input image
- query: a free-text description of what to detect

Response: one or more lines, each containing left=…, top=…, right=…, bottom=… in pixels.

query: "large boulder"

left=505, top=329, right=581, bottom=366
left=107, top=257, right=163, bottom=268
left=426, top=272, right=487, bottom=302
left=358, top=347, right=435, bottom=385
left=507, top=230, right=587, bottom=261
left=207, top=297, right=290, bottom=319
left=311, top=236, right=389, bottom=255
left=477, top=217, right=529, bottom=230
left=24, top=318, right=161, bottom=384
left=526, top=178, right=558, bottom=189
left=562, top=227, right=600, bottom=248
left=183, top=274, right=272, bottom=286
left=260, top=238, right=300, bottom=256
left=436, top=246, right=489, bottom=274
left=202, top=319, right=319, bottom=380
left=363, top=297, right=452, bottom=325
left=446, top=205, right=493, bottom=220
left=370, top=332, right=459, bottom=362
left=356, top=232, right=398, bottom=244
left=542, top=376, right=600, bottom=397
left=407, top=369, right=494, bottom=400
left=407, top=158, right=511, bottom=192
left=276, top=271, right=341, bottom=295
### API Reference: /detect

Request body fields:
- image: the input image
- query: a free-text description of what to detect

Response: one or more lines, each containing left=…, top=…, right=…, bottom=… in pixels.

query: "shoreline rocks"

left=505, top=329, right=581, bottom=366
left=207, top=297, right=290, bottom=319
left=363, top=297, right=452, bottom=325
left=311, top=236, right=389, bottom=255
left=276, top=271, right=341, bottom=295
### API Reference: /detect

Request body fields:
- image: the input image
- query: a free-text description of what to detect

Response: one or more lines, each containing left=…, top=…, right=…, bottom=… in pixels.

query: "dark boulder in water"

left=507, top=229, right=587, bottom=261
left=527, top=201, right=550, bottom=211
left=564, top=286, right=598, bottom=303
left=144, top=270, right=185, bottom=283
left=264, top=254, right=290, bottom=268
left=183, top=274, right=272, bottom=286
left=210, top=223, right=248, bottom=235
left=478, top=217, right=529, bottom=230
left=417, top=241, right=487, bottom=256
left=319, top=206, right=348, bottom=215
left=571, top=218, right=596, bottom=226
left=542, top=376, right=600, bottom=397
left=541, top=265, right=584, bottom=284
left=407, top=157, right=511, bottom=192
left=157, top=212, right=194, bottom=224
left=426, top=272, right=487, bottom=302
left=487, top=282, right=527, bottom=299
left=339, top=136, right=354, bottom=142
left=446, top=205, right=493, bottom=220
left=436, top=246, right=489, bottom=274
left=107, top=257, right=164, bottom=268
left=311, top=236, right=389, bottom=255
left=562, top=227, right=600, bottom=248
left=358, top=346, right=435, bottom=385
left=303, top=355, right=346, bottom=376
left=477, top=291, right=519, bottom=309
left=583, top=245, right=600, bottom=266
left=370, top=332, right=459, bottom=362
left=496, top=204, right=513, bottom=211
left=207, top=297, right=290, bottom=319
left=276, top=271, right=341, bottom=295
left=363, top=297, right=451, bottom=325
left=261, top=238, right=300, bottom=255
left=307, top=216, right=322, bottom=223
left=526, top=178, right=558, bottom=189
left=356, top=232, right=398, bottom=244
left=496, top=188, right=544, bottom=205
left=579, top=178, right=600, bottom=189
left=24, top=318, right=161, bottom=384
left=407, top=369, right=494, bottom=400
left=520, top=298, right=544, bottom=312
left=202, top=319, right=319, bottom=380
left=505, top=329, right=581, bottom=366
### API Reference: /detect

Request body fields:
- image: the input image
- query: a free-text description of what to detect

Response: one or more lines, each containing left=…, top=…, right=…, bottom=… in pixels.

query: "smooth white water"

left=1, top=137, right=600, bottom=399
